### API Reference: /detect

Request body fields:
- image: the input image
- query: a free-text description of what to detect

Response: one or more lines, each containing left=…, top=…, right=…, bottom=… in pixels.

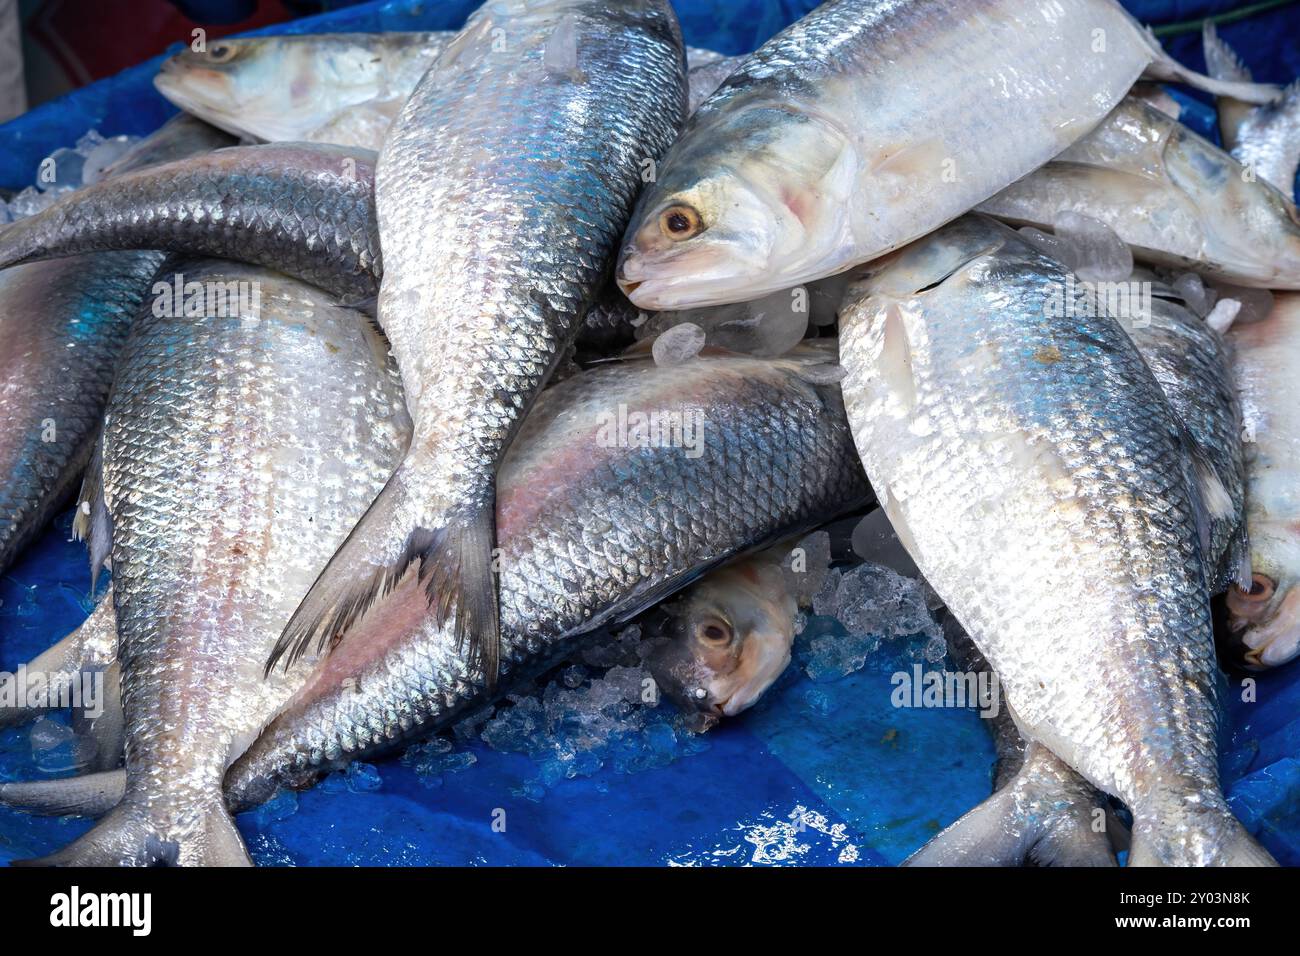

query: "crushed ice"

left=0, top=128, right=139, bottom=223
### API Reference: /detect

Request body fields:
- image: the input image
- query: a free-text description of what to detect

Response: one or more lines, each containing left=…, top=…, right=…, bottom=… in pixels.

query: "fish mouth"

left=1226, top=579, right=1300, bottom=668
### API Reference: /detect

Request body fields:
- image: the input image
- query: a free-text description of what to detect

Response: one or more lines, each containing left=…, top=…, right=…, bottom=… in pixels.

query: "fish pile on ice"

left=0, top=0, right=1298, bottom=867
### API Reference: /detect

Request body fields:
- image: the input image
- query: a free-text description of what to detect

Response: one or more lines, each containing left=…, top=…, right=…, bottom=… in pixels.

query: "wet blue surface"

left=2, top=0, right=1299, bottom=866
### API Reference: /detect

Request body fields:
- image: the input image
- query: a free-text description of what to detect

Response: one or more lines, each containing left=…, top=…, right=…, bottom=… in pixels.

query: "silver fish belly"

left=21, top=260, right=410, bottom=866
left=839, top=215, right=1273, bottom=865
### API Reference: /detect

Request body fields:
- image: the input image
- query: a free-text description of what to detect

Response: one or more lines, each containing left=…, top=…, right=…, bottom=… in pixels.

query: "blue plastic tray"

left=2, top=0, right=1298, bottom=866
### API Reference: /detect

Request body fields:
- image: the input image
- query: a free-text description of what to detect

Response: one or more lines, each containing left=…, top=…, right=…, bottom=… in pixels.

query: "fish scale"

left=17, top=259, right=411, bottom=866
left=0, top=253, right=163, bottom=575
left=839, top=215, right=1273, bottom=865
left=268, top=0, right=689, bottom=680
left=0, top=143, right=379, bottom=302
left=223, top=350, right=868, bottom=809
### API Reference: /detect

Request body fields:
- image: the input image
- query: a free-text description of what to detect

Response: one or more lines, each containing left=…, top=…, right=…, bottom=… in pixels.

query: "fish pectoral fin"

left=1178, top=432, right=1234, bottom=560
left=73, top=434, right=113, bottom=591
left=267, top=461, right=503, bottom=691
left=0, top=768, right=125, bottom=818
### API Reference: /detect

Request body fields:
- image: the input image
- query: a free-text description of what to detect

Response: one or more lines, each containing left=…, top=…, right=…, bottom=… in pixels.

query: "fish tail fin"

left=13, top=798, right=252, bottom=867
left=905, top=744, right=1117, bottom=867
left=1129, top=802, right=1277, bottom=866
left=71, top=660, right=125, bottom=772
left=427, top=497, right=501, bottom=687
left=266, top=460, right=501, bottom=686
left=0, top=596, right=116, bottom=731
left=1141, top=35, right=1279, bottom=105
left=0, top=769, right=125, bottom=818
left=1201, top=21, right=1252, bottom=84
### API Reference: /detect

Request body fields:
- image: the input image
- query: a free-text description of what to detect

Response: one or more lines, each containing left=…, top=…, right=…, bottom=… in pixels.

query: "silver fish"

left=0, top=255, right=160, bottom=576
left=616, top=0, right=1277, bottom=310
left=270, top=0, right=689, bottom=683
left=1123, top=271, right=1247, bottom=593
left=1203, top=22, right=1300, bottom=201
left=0, top=143, right=379, bottom=302
left=14, top=260, right=411, bottom=866
left=977, top=97, right=1300, bottom=288
left=1226, top=293, right=1300, bottom=668
left=648, top=547, right=798, bottom=725
left=907, top=619, right=1120, bottom=867
left=225, top=346, right=868, bottom=811
left=0, top=119, right=232, bottom=577
left=839, top=215, right=1274, bottom=866
left=154, top=30, right=729, bottom=151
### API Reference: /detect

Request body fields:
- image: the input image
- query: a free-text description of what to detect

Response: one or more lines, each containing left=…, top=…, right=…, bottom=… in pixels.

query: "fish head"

left=647, top=558, right=796, bottom=725
left=618, top=97, right=856, bottom=310
left=154, top=37, right=382, bottom=143
left=1225, top=525, right=1300, bottom=668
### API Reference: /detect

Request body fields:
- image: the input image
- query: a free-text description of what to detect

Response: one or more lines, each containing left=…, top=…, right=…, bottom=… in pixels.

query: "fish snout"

left=1225, top=574, right=1300, bottom=668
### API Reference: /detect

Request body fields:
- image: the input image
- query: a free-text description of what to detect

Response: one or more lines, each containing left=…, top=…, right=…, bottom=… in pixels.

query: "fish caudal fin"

left=267, top=462, right=502, bottom=687
left=13, top=799, right=253, bottom=867
left=0, top=597, right=117, bottom=731
left=0, top=769, right=125, bottom=817
left=1141, top=39, right=1279, bottom=105
left=1129, top=804, right=1277, bottom=866
left=905, top=744, right=1118, bottom=867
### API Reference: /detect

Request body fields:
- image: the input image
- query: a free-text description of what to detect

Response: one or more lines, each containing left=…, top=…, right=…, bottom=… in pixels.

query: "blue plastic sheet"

left=2, top=0, right=1299, bottom=866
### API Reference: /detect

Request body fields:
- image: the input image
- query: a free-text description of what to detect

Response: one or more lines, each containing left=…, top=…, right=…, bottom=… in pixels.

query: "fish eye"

left=658, top=204, right=704, bottom=241
left=207, top=43, right=237, bottom=63
left=1237, top=574, right=1276, bottom=602
left=695, top=617, right=733, bottom=646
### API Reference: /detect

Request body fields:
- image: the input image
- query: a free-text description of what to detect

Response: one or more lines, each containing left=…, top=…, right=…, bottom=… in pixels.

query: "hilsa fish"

left=11, top=260, right=411, bottom=866
left=977, top=96, right=1300, bottom=289
left=153, top=30, right=735, bottom=151
left=616, top=0, right=1278, bottom=310
left=269, top=0, right=689, bottom=685
left=1226, top=294, right=1300, bottom=669
left=225, top=346, right=867, bottom=811
left=839, top=215, right=1274, bottom=865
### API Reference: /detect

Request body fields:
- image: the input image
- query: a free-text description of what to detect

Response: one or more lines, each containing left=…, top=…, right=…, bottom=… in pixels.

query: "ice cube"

left=1205, top=298, right=1242, bottom=334
left=652, top=322, right=705, bottom=367
left=1052, top=210, right=1133, bottom=283
left=1207, top=281, right=1273, bottom=326
left=36, top=147, right=86, bottom=192
left=1172, top=272, right=1216, bottom=318
left=781, top=530, right=832, bottom=607
left=81, top=135, right=138, bottom=186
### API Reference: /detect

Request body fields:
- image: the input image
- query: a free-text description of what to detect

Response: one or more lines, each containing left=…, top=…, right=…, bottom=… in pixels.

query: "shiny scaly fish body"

left=271, top=0, right=689, bottom=680
left=0, top=254, right=160, bottom=576
left=0, top=118, right=232, bottom=577
left=615, top=0, right=1277, bottom=310
left=0, top=143, right=379, bottom=303
left=1226, top=294, right=1300, bottom=668
left=908, top=619, right=1118, bottom=866
left=1123, top=274, right=1246, bottom=592
left=22, top=261, right=410, bottom=866
left=226, top=348, right=868, bottom=810
left=839, top=215, right=1273, bottom=865
left=155, top=30, right=729, bottom=151
left=978, top=97, right=1300, bottom=288
left=1203, top=23, right=1300, bottom=201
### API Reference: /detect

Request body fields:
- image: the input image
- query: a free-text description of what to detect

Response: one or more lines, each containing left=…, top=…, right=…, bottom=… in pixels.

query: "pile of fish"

left=1, top=0, right=1298, bottom=867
